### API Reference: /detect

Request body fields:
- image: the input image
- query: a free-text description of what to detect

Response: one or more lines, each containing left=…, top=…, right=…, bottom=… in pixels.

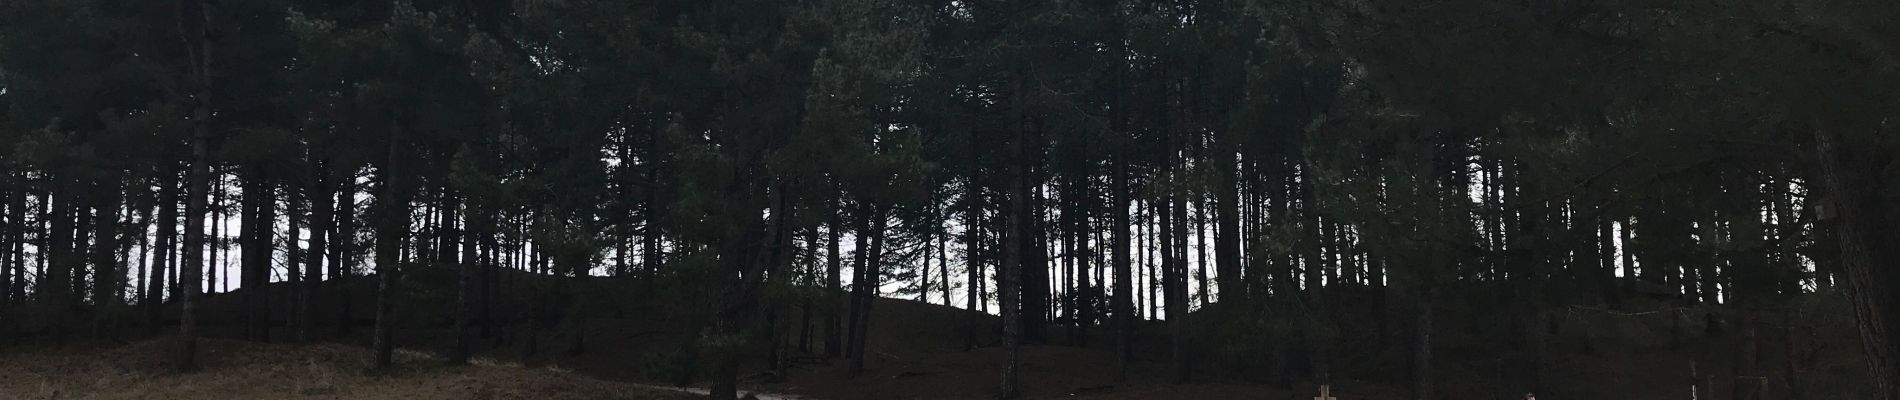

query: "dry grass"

left=0, top=338, right=698, bottom=400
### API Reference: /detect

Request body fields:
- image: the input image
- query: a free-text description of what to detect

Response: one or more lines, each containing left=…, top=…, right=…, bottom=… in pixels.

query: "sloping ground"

left=468, top=289, right=1870, bottom=400
left=0, top=338, right=699, bottom=400
left=13, top=269, right=1869, bottom=399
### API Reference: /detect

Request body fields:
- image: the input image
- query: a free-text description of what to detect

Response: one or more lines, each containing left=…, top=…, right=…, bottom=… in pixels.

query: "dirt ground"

left=0, top=338, right=701, bottom=400
left=3, top=276, right=1871, bottom=400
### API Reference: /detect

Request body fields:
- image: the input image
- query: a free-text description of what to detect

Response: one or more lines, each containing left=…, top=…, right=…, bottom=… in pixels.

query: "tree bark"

left=91, top=179, right=124, bottom=339
left=999, top=114, right=1026, bottom=400
left=1113, top=148, right=1133, bottom=380
left=175, top=0, right=215, bottom=370
left=302, top=165, right=331, bottom=342
left=825, top=206, right=843, bottom=357
left=964, top=172, right=982, bottom=351
left=240, top=166, right=274, bottom=342
left=1813, top=126, right=1900, bottom=399
left=452, top=200, right=479, bottom=364
left=848, top=203, right=885, bottom=376
left=372, top=122, right=412, bottom=368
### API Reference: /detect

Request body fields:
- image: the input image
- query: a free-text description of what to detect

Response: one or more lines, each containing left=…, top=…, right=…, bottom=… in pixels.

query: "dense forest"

left=0, top=0, right=1896, bottom=399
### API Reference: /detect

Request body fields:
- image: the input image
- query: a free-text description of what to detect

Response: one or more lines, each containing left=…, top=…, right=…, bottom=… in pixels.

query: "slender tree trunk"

left=1194, top=197, right=1208, bottom=306
left=286, top=185, right=305, bottom=338
left=45, top=185, right=73, bottom=314
left=91, top=180, right=124, bottom=339
left=940, top=217, right=951, bottom=310
left=334, top=170, right=356, bottom=338
left=210, top=172, right=223, bottom=294
left=799, top=226, right=818, bottom=353
left=481, top=208, right=497, bottom=339
left=34, top=189, right=48, bottom=305
left=0, top=180, right=11, bottom=312
left=964, top=174, right=982, bottom=350
left=71, top=191, right=92, bottom=309
left=1413, top=293, right=1434, bottom=400
left=825, top=208, right=843, bottom=358
left=373, top=122, right=412, bottom=368
left=452, top=200, right=479, bottom=364
left=999, top=115, right=1026, bottom=400
left=302, top=166, right=330, bottom=342
left=8, top=184, right=25, bottom=307
left=176, top=0, right=215, bottom=370
left=246, top=167, right=276, bottom=342
left=132, top=187, right=153, bottom=311
left=1113, top=149, right=1133, bottom=380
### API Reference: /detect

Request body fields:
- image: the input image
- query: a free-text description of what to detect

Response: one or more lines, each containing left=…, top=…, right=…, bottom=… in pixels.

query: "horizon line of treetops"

left=3, top=0, right=1897, bottom=399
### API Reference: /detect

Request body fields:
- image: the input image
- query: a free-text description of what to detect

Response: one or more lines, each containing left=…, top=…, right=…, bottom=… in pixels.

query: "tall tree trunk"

left=71, top=190, right=92, bottom=309
left=1021, top=118, right=1049, bottom=345
left=849, top=204, right=885, bottom=376
left=940, top=216, right=951, bottom=310
left=964, top=173, right=982, bottom=351
left=825, top=207, right=843, bottom=357
left=8, top=183, right=25, bottom=307
left=707, top=180, right=787, bottom=400
left=1072, top=168, right=1093, bottom=345
left=45, top=184, right=73, bottom=313
left=1412, top=293, right=1434, bottom=400
left=999, top=113, right=1027, bottom=400
left=132, top=186, right=154, bottom=314
left=372, top=122, right=412, bottom=368
left=176, top=0, right=215, bottom=369
left=302, top=166, right=330, bottom=343
left=92, top=180, right=124, bottom=339
left=481, top=207, right=497, bottom=339
left=847, top=202, right=869, bottom=359
left=1812, top=126, right=1900, bottom=399
left=0, top=179, right=12, bottom=312
left=286, top=184, right=304, bottom=337
left=1195, top=197, right=1208, bottom=306
left=1113, top=149, right=1133, bottom=380
left=1165, top=87, right=1192, bottom=384
left=799, top=225, right=818, bottom=353
left=210, top=172, right=223, bottom=294
left=452, top=200, right=479, bottom=364
left=334, top=170, right=356, bottom=338
left=241, top=166, right=275, bottom=342
left=846, top=203, right=868, bottom=368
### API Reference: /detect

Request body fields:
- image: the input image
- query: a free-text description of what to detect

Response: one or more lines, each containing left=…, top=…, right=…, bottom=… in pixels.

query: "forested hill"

left=1, top=0, right=1896, bottom=399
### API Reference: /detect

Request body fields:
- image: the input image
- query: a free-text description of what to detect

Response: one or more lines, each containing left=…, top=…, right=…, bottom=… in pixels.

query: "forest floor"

left=4, top=273, right=1873, bottom=399
left=0, top=337, right=706, bottom=400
